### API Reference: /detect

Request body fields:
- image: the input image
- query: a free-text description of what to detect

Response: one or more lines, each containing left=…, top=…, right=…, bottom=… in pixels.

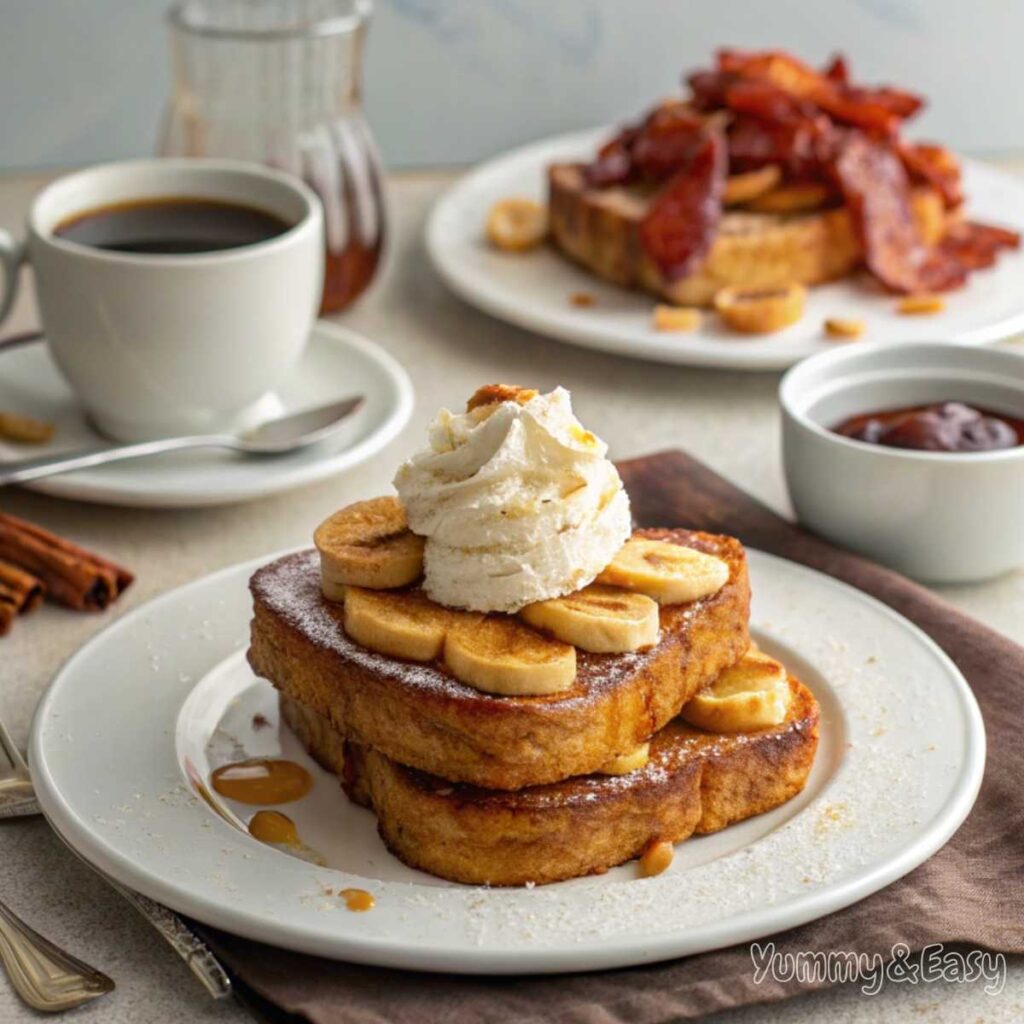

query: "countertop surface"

left=0, top=166, right=1021, bottom=1024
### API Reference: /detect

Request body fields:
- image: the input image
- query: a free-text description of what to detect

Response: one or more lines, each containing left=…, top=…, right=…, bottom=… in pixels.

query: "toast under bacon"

left=548, top=162, right=949, bottom=307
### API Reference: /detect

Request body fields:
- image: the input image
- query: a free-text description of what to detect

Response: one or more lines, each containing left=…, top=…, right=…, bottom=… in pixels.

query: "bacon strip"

left=716, top=49, right=923, bottom=135
left=583, top=137, right=632, bottom=188
left=727, top=115, right=833, bottom=181
left=582, top=48, right=1016, bottom=291
left=638, top=130, right=726, bottom=281
left=687, top=69, right=736, bottom=111
left=823, top=54, right=849, bottom=84
left=899, top=142, right=963, bottom=208
left=630, top=105, right=709, bottom=181
left=583, top=103, right=706, bottom=188
left=723, top=77, right=815, bottom=123
left=833, top=134, right=965, bottom=293
left=938, top=222, right=1020, bottom=270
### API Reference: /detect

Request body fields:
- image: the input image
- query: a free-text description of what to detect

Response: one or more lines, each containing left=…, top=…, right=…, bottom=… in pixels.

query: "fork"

left=0, top=716, right=36, bottom=819
left=0, top=715, right=232, bottom=1005
left=0, top=896, right=114, bottom=1012
left=0, top=718, right=113, bottom=1010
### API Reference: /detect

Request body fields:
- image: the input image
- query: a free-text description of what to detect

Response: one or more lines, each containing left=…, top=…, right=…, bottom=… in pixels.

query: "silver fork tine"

left=0, top=718, right=37, bottom=818
left=0, top=716, right=27, bottom=771
left=0, top=898, right=114, bottom=1012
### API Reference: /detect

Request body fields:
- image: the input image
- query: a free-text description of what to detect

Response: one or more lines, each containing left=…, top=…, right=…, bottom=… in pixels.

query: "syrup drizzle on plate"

left=204, top=745, right=369, bottom=899
left=210, top=758, right=313, bottom=805
left=247, top=809, right=299, bottom=845
left=340, top=888, right=375, bottom=912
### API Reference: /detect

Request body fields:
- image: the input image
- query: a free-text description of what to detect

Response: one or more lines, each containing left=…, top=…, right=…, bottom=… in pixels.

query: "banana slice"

left=596, top=538, right=729, bottom=606
left=744, top=181, right=833, bottom=213
left=343, top=587, right=454, bottom=662
left=598, top=742, right=650, bottom=775
left=343, top=583, right=578, bottom=695
left=723, top=164, right=781, bottom=206
left=315, top=497, right=425, bottom=598
left=652, top=304, right=702, bottom=333
left=897, top=293, right=945, bottom=316
left=824, top=316, right=866, bottom=340
left=444, top=617, right=576, bottom=696
left=486, top=197, right=548, bottom=252
left=714, top=283, right=806, bottom=334
left=680, top=649, right=791, bottom=732
left=519, top=584, right=660, bottom=653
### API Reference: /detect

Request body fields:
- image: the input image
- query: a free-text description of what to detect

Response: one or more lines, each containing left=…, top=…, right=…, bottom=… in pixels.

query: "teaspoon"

left=0, top=396, right=364, bottom=486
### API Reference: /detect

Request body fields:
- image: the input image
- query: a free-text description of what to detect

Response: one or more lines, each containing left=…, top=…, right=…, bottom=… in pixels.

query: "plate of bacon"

left=427, top=49, right=1024, bottom=370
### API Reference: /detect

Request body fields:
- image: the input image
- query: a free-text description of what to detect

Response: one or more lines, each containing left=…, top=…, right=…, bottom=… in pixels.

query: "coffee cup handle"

left=0, top=229, right=26, bottom=326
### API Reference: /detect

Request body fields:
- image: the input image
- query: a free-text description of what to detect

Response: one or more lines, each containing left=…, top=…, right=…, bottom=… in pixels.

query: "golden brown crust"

left=247, top=528, right=751, bottom=790
left=547, top=162, right=948, bottom=307
left=280, top=677, right=820, bottom=886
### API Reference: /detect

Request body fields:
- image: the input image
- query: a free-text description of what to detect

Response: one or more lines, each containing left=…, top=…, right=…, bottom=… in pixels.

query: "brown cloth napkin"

left=193, top=449, right=1024, bottom=1023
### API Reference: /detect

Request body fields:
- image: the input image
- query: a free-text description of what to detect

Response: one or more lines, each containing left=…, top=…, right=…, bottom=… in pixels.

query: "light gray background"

left=2, top=0, right=1024, bottom=172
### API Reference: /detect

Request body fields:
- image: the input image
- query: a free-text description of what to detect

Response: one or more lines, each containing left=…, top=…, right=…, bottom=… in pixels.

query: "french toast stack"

left=248, top=504, right=820, bottom=887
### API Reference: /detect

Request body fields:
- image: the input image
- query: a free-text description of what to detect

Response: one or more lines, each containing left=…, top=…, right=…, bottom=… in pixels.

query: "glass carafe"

left=161, top=0, right=385, bottom=313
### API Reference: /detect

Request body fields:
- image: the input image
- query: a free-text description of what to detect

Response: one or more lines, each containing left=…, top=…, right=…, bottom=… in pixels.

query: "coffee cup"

left=0, top=159, right=323, bottom=441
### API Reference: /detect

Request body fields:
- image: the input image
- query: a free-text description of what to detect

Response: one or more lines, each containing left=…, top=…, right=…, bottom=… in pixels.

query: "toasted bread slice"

left=280, top=675, right=820, bottom=886
left=548, top=163, right=948, bottom=307
left=248, top=529, right=750, bottom=790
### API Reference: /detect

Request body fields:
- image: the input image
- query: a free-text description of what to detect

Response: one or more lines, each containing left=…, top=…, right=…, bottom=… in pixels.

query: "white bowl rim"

left=779, top=341, right=1024, bottom=465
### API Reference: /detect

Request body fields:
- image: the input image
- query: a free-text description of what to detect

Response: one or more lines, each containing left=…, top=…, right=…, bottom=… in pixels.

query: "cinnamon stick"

left=0, top=513, right=133, bottom=611
left=0, top=559, right=44, bottom=636
left=0, top=559, right=44, bottom=611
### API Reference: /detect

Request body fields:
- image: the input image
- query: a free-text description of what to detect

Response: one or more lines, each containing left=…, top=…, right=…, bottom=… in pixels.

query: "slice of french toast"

left=280, top=675, right=820, bottom=886
left=548, top=163, right=949, bottom=307
left=247, top=528, right=750, bottom=791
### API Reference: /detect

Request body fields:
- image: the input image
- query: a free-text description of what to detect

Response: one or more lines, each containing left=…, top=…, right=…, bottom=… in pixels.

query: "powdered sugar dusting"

left=252, top=550, right=466, bottom=696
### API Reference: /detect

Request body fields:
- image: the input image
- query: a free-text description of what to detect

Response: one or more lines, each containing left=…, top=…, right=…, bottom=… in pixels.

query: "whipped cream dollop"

left=393, top=386, right=632, bottom=613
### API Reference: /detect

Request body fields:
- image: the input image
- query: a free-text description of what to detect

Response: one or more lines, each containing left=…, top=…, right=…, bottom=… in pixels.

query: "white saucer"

left=0, top=322, right=412, bottom=507
left=29, top=548, right=984, bottom=974
left=427, top=128, right=1024, bottom=370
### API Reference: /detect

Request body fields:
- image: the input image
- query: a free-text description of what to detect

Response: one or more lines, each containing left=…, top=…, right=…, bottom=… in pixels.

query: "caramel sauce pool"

left=247, top=810, right=299, bottom=846
left=340, top=888, right=375, bottom=912
left=210, top=758, right=313, bottom=805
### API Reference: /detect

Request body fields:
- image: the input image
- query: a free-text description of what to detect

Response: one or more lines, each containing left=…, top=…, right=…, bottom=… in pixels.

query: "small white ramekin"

left=780, top=341, right=1024, bottom=583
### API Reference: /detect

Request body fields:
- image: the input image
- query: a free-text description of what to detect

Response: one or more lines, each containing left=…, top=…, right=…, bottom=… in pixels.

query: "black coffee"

left=53, top=197, right=291, bottom=255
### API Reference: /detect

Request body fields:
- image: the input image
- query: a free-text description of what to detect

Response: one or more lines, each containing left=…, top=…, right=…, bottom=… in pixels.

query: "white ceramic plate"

left=29, top=547, right=984, bottom=974
left=427, top=128, right=1024, bottom=370
left=0, top=322, right=412, bottom=507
